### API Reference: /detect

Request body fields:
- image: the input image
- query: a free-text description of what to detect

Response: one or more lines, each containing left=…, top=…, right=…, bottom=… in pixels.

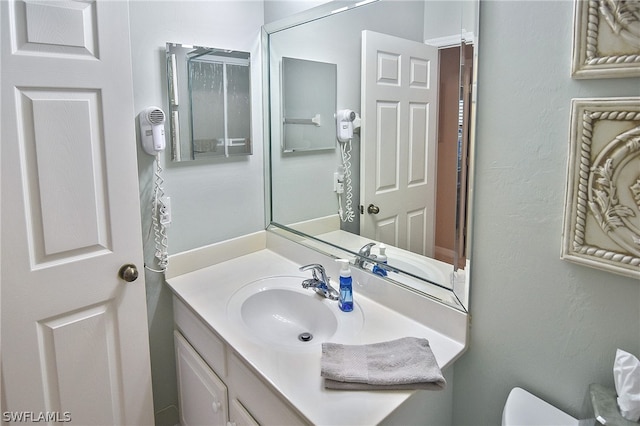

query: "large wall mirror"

left=264, top=0, right=479, bottom=312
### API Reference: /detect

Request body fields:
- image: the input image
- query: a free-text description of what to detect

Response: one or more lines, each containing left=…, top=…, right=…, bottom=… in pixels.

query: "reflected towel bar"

left=283, top=114, right=321, bottom=126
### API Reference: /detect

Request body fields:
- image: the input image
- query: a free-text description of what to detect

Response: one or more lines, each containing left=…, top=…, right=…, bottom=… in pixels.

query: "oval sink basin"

left=227, top=276, right=363, bottom=349
left=384, top=257, right=447, bottom=284
left=241, top=288, right=337, bottom=344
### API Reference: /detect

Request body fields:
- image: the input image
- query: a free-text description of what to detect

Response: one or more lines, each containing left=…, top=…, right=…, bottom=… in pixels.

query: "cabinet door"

left=228, top=352, right=307, bottom=425
left=175, top=331, right=229, bottom=426
left=229, top=398, right=259, bottom=426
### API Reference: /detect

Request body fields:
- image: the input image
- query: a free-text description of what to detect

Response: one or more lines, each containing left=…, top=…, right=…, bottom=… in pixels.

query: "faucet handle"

left=359, top=242, right=376, bottom=256
left=356, top=242, right=378, bottom=268
left=299, top=263, right=323, bottom=271
left=299, top=263, right=338, bottom=300
left=299, top=263, right=327, bottom=282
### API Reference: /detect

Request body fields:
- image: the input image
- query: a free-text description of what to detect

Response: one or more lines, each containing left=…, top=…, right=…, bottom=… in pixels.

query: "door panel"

left=408, top=103, right=428, bottom=186
left=1, top=1, right=154, bottom=424
left=407, top=208, right=427, bottom=254
left=18, top=89, right=111, bottom=266
left=361, top=30, right=438, bottom=257
left=376, top=216, right=399, bottom=247
left=376, top=102, right=399, bottom=192
left=38, top=303, right=122, bottom=423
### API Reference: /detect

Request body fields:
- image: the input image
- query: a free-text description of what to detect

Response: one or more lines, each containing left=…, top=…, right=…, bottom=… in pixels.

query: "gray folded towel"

left=321, top=337, right=446, bottom=390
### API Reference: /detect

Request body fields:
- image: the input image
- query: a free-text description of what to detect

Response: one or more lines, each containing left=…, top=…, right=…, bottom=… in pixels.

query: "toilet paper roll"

left=613, top=348, right=640, bottom=422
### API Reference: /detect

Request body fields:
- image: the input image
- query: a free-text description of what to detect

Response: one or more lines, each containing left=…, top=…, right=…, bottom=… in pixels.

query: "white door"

left=360, top=30, right=439, bottom=257
left=1, top=1, right=154, bottom=424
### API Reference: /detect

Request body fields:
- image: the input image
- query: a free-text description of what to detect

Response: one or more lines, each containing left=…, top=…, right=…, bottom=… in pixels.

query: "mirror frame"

left=261, top=0, right=479, bottom=312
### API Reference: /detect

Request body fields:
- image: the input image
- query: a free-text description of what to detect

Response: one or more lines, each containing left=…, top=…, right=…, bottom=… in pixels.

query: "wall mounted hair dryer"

left=139, top=107, right=166, bottom=155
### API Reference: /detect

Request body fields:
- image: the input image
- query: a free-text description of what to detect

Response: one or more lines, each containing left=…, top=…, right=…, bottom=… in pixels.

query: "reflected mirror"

left=282, top=57, right=337, bottom=152
left=265, top=0, right=478, bottom=311
left=167, top=43, right=252, bottom=161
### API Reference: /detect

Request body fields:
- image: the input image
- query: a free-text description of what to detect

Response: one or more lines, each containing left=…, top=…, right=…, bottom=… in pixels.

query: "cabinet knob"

left=212, top=401, right=222, bottom=413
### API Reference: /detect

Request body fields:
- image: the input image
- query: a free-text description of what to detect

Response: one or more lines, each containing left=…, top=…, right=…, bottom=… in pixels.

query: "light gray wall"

left=128, top=2, right=264, bottom=423
left=130, top=2, right=265, bottom=256
left=264, top=0, right=329, bottom=24
left=452, top=1, right=640, bottom=424
left=423, top=1, right=475, bottom=42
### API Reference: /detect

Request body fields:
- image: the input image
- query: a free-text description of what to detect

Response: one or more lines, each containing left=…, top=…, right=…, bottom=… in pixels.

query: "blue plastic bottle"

left=372, top=243, right=388, bottom=277
left=336, top=259, right=353, bottom=312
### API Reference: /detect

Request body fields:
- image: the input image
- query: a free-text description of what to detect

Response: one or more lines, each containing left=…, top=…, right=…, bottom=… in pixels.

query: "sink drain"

left=298, top=332, right=313, bottom=342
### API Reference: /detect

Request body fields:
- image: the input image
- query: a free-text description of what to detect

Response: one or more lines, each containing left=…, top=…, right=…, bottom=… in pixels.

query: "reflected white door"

left=1, top=1, right=154, bottom=424
left=360, top=30, right=439, bottom=257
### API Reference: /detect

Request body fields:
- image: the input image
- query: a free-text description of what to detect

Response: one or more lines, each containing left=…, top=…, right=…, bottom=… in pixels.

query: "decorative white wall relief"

left=571, top=0, right=640, bottom=78
left=562, top=98, right=640, bottom=278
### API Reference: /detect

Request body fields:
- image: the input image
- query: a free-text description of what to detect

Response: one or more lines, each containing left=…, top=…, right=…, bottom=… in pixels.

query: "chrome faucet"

left=299, top=263, right=339, bottom=300
left=356, top=242, right=377, bottom=268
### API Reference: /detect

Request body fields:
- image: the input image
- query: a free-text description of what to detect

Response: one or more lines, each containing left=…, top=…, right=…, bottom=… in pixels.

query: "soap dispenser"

left=336, top=259, right=353, bottom=312
left=372, top=243, right=388, bottom=277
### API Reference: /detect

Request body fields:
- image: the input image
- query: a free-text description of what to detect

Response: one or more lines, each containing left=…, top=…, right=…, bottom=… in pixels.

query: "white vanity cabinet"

left=173, top=297, right=308, bottom=426
left=166, top=237, right=467, bottom=425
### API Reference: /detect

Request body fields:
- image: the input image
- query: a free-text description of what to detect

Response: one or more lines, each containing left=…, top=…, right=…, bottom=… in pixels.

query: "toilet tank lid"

left=502, top=387, right=579, bottom=426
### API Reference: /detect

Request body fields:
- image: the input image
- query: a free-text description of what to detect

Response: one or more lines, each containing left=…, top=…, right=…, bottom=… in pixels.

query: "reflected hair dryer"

left=337, top=109, right=356, bottom=143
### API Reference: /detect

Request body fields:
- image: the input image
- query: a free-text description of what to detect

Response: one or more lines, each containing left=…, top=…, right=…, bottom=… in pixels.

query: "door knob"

left=118, top=264, right=139, bottom=282
left=367, top=204, right=380, bottom=214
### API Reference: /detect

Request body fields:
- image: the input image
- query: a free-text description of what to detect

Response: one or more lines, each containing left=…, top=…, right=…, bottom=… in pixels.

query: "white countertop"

left=166, top=233, right=467, bottom=426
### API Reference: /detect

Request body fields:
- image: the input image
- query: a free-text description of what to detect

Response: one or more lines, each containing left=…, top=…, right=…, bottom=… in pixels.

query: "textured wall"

left=452, top=1, right=640, bottom=424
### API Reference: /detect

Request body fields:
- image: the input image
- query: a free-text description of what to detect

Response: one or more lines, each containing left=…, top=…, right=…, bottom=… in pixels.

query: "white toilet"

left=502, top=387, right=580, bottom=426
